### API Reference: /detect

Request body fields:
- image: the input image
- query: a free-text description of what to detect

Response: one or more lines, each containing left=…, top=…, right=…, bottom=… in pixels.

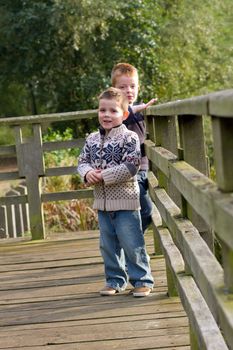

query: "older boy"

left=111, top=63, right=157, bottom=233
left=77, top=87, right=154, bottom=297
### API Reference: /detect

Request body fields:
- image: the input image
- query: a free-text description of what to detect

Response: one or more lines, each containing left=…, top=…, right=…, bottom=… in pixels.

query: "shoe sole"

left=133, top=291, right=151, bottom=297
left=99, top=290, right=117, bottom=296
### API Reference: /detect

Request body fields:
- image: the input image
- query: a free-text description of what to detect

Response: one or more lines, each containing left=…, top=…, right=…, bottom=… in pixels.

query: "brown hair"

left=111, top=62, right=138, bottom=87
left=99, top=87, right=129, bottom=113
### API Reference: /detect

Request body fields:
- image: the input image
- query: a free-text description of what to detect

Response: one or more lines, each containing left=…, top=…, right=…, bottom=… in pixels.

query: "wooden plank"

left=0, top=315, right=188, bottom=333
left=153, top=115, right=178, bottom=155
left=41, top=189, right=93, bottom=202
left=145, top=142, right=177, bottom=177
left=0, top=171, right=19, bottom=180
left=178, top=115, right=207, bottom=175
left=156, top=226, right=228, bottom=350
left=208, top=89, right=233, bottom=117
left=0, top=205, right=8, bottom=238
left=148, top=177, right=233, bottom=349
left=145, top=141, right=233, bottom=252
left=0, top=306, right=185, bottom=329
left=170, top=161, right=233, bottom=251
left=0, top=233, right=190, bottom=350
left=0, top=144, right=16, bottom=156
left=146, top=94, right=208, bottom=117
left=0, top=109, right=98, bottom=126
left=0, top=194, right=27, bottom=205
left=178, top=115, right=213, bottom=249
left=0, top=297, right=185, bottom=325
left=145, top=89, right=233, bottom=118
left=43, top=139, right=85, bottom=151
left=0, top=324, right=189, bottom=348
left=45, top=166, right=79, bottom=177
left=151, top=184, right=223, bottom=310
left=211, top=116, right=233, bottom=192
left=0, top=336, right=190, bottom=350
left=145, top=114, right=156, bottom=142
left=144, top=119, right=233, bottom=254
left=153, top=115, right=181, bottom=209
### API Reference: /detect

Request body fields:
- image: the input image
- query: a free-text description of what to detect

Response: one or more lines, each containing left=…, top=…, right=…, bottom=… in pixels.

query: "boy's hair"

left=111, top=62, right=139, bottom=87
left=99, top=87, right=129, bottom=113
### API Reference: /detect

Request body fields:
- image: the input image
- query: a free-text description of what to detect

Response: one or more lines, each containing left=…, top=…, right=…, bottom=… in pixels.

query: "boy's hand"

left=131, top=98, right=158, bottom=113
left=86, top=169, right=103, bottom=186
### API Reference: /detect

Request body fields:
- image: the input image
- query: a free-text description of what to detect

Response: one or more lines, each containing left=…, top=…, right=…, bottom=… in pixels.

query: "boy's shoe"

left=132, top=286, right=151, bottom=297
left=99, top=286, right=118, bottom=296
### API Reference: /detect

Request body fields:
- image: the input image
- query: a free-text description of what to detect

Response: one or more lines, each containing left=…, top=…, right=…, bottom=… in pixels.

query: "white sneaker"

left=99, top=286, right=118, bottom=296
left=132, top=286, right=151, bottom=297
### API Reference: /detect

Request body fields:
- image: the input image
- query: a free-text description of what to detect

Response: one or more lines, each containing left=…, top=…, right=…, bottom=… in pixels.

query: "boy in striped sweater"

left=111, top=63, right=157, bottom=233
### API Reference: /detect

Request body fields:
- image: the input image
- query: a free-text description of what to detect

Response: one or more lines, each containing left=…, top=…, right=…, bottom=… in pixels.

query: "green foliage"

left=0, top=126, right=15, bottom=145
left=0, top=0, right=125, bottom=115
left=156, top=0, right=233, bottom=100
left=203, top=117, right=216, bottom=181
left=44, top=199, right=98, bottom=233
left=1, top=0, right=233, bottom=120
left=43, top=127, right=80, bottom=167
left=42, top=127, right=98, bottom=233
left=0, top=83, right=29, bottom=117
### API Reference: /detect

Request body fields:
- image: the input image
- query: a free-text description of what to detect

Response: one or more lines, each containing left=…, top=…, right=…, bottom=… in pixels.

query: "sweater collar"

left=99, top=123, right=126, bottom=136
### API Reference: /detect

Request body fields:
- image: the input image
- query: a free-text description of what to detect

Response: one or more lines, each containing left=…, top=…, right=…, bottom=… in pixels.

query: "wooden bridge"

left=0, top=89, right=233, bottom=349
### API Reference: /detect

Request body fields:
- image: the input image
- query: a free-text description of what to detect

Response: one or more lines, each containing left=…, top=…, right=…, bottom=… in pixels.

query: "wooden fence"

left=0, top=89, right=232, bottom=349
left=145, top=89, right=233, bottom=350
left=0, top=110, right=96, bottom=239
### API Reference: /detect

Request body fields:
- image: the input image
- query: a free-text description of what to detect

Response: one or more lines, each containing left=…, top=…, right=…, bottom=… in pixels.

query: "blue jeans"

left=98, top=210, right=154, bottom=292
left=138, top=170, right=153, bottom=233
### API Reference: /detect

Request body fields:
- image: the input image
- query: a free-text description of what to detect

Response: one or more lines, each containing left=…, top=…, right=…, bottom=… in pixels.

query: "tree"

left=155, top=0, right=233, bottom=100
left=0, top=0, right=232, bottom=120
left=0, top=0, right=126, bottom=116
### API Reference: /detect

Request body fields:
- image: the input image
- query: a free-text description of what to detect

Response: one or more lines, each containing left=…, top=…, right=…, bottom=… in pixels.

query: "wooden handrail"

left=144, top=88, right=233, bottom=350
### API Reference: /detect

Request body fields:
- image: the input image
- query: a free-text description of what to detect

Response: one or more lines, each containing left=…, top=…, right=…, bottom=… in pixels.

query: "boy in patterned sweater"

left=77, top=87, right=154, bottom=297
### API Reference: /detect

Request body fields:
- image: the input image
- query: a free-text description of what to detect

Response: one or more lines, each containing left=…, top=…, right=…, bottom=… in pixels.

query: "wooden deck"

left=0, top=231, right=190, bottom=350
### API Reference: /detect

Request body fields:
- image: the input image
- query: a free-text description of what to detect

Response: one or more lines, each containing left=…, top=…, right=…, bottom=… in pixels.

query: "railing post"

left=0, top=206, right=8, bottom=238
left=6, top=189, right=24, bottom=236
left=15, top=185, right=30, bottom=234
left=14, top=124, right=45, bottom=240
left=178, top=115, right=214, bottom=251
left=212, top=117, right=233, bottom=192
left=212, top=116, right=233, bottom=292
left=148, top=115, right=180, bottom=295
left=145, top=114, right=155, bottom=142
left=5, top=191, right=17, bottom=238
left=154, top=115, right=181, bottom=208
left=189, top=326, right=199, bottom=350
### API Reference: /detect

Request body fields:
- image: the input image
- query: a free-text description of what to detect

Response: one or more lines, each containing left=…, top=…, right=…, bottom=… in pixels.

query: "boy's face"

left=98, top=98, right=127, bottom=131
left=114, top=74, right=139, bottom=105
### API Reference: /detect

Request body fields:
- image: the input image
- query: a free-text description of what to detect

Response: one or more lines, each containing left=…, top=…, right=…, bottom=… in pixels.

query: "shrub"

left=42, top=128, right=98, bottom=233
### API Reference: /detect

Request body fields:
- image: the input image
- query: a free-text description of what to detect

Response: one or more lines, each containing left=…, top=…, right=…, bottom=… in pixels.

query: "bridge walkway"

left=0, top=230, right=190, bottom=350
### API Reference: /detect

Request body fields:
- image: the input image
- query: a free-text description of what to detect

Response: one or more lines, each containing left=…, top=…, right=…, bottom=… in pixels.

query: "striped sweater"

left=77, top=124, right=141, bottom=211
left=124, top=106, right=148, bottom=170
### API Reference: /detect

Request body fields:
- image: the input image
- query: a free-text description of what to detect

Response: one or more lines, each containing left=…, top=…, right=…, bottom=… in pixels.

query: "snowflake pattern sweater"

left=77, top=124, right=141, bottom=211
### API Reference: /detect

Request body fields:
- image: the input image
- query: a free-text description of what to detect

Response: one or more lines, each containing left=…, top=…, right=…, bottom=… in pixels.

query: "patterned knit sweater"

left=77, top=124, right=141, bottom=211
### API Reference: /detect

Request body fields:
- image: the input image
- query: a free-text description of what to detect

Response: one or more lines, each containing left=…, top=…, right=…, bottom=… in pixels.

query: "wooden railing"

left=0, top=110, right=96, bottom=239
left=0, top=89, right=232, bottom=349
left=145, top=89, right=233, bottom=350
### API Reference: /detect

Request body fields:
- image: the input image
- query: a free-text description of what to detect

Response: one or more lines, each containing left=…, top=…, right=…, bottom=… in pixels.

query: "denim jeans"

left=98, top=210, right=154, bottom=292
left=137, top=170, right=153, bottom=233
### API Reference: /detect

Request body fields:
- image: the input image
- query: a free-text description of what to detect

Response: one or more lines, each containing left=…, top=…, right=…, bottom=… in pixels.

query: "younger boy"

left=111, top=63, right=156, bottom=233
left=77, top=87, right=154, bottom=297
